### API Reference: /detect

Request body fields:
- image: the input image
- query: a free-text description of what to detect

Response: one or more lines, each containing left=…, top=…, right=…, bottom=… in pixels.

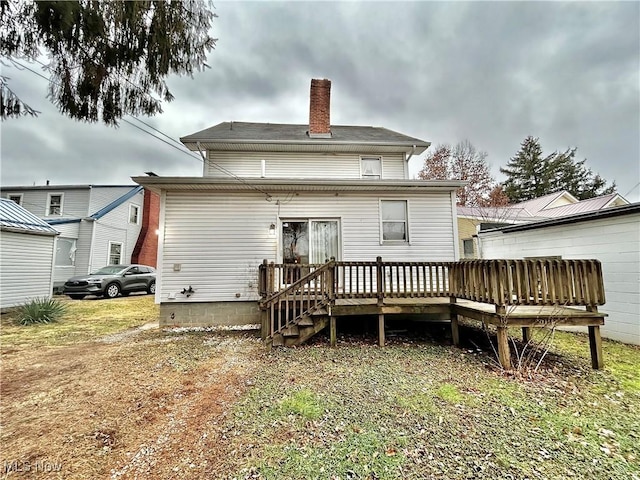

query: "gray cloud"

left=2, top=2, right=638, bottom=200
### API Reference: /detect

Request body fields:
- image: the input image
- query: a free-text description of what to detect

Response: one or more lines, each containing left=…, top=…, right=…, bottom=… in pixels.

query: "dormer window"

left=361, top=157, right=382, bottom=179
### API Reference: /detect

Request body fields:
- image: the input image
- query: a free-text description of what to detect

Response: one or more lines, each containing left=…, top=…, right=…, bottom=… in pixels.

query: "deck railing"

left=449, top=259, right=605, bottom=307
left=259, top=257, right=605, bottom=309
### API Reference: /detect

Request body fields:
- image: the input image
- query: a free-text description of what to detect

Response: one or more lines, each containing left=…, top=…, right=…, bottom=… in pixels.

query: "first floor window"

left=8, top=194, right=22, bottom=205
left=47, top=194, right=63, bottom=215
left=129, top=204, right=140, bottom=224
left=381, top=200, right=408, bottom=242
left=109, top=242, right=123, bottom=265
left=463, top=239, right=475, bottom=258
left=55, top=238, right=77, bottom=266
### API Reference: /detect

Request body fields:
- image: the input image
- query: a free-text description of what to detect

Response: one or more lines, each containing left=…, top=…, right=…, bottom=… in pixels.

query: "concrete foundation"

left=159, top=301, right=261, bottom=327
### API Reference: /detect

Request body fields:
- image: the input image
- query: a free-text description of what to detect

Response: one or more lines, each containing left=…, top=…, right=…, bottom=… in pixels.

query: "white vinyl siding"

left=16, top=188, right=91, bottom=219
left=159, top=191, right=456, bottom=303
left=205, top=151, right=407, bottom=179
left=0, top=231, right=55, bottom=309
left=479, top=212, right=640, bottom=345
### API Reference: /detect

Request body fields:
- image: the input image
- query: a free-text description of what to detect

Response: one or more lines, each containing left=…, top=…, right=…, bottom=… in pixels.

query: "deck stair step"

left=272, top=333, right=284, bottom=347
left=297, top=316, right=315, bottom=326
left=281, top=325, right=300, bottom=337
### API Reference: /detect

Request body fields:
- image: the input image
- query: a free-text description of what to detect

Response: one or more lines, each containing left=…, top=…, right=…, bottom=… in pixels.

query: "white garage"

left=478, top=203, right=640, bottom=345
left=0, top=198, right=58, bottom=310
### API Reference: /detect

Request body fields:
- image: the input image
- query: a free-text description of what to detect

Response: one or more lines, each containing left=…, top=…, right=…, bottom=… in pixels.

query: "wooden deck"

left=258, top=258, right=608, bottom=369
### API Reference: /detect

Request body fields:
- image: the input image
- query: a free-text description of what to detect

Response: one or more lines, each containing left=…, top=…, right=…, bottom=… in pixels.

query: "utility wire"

left=7, top=58, right=272, bottom=199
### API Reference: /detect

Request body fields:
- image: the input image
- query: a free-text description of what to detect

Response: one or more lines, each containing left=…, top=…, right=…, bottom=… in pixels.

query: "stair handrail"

left=261, top=258, right=336, bottom=339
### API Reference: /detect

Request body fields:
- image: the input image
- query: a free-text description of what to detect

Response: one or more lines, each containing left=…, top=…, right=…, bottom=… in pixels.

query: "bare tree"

left=418, top=140, right=503, bottom=207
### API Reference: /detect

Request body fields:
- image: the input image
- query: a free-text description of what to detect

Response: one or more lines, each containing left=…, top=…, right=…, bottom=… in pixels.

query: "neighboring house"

left=0, top=198, right=58, bottom=310
left=458, top=191, right=629, bottom=259
left=478, top=203, right=640, bottom=345
left=1, top=184, right=159, bottom=291
left=135, top=78, right=465, bottom=326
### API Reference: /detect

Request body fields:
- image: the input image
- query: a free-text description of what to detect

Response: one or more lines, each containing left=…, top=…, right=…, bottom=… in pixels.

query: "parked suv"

left=63, top=264, right=156, bottom=299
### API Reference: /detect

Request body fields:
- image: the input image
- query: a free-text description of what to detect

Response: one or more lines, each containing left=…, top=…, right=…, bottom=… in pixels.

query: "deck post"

left=378, top=314, right=385, bottom=347
left=522, top=327, right=532, bottom=344
left=449, top=296, right=459, bottom=346
left=376, top=256, right=384, bottom=306
left=495, top=305, right=511, bottom=369
left=587, top=305, right=603, bottom=369
left=260, top=309, right=269, bottom=340
left=330, top=316, right=337, bottom=348
left=496, top=326, right=511, bottom=370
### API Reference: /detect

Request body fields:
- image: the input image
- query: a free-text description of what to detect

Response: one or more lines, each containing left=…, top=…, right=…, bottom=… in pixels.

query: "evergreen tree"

left=1, top=1, right=217, bottom=125
left=501, top=136, right=615, bottom=202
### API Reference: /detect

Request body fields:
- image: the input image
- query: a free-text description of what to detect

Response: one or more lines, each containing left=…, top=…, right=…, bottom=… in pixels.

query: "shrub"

left=17, top=297, right=67, bottom=326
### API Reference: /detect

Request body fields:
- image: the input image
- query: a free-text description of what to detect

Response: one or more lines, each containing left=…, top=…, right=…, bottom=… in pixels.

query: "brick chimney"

left=309, top=78, right=331, bottom=138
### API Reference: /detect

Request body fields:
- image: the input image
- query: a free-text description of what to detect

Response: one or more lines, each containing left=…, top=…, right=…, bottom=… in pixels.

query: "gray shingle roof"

left=0, top=198, right=59, bottom=236
left=180, top=122, right=430, bottom=148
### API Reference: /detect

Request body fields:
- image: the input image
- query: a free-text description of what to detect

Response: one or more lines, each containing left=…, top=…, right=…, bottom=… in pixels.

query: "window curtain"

left=311, top=221, right=339, bottom=263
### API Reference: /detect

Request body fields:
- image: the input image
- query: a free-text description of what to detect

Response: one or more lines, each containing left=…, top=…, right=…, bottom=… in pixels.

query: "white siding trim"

left=154, top=190, right=167, bottom=304
left=451, top=190, right=460, bottom=260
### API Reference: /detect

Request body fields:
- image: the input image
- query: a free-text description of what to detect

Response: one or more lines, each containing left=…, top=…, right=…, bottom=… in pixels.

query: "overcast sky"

left=1, top=1, right=639, bottom=201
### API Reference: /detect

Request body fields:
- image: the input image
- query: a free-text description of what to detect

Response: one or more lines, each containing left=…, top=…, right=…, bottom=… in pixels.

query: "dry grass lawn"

left=1, top=295, right=638, bottom=479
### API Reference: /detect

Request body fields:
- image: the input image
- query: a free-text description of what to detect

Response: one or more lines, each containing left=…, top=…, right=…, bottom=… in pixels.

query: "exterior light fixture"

left=155, top=229, right=160, bottom=235
left=269, top=223, right=276, bottom=237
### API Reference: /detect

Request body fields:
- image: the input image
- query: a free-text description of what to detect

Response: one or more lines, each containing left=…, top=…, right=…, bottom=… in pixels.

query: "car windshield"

left=92, top=266, right=127, bottom=275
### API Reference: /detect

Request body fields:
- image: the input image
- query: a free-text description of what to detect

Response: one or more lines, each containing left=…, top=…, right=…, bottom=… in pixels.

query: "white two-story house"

left=135, top=79, right=464, bottom=326
left=1, top=184, right=159, bottom=291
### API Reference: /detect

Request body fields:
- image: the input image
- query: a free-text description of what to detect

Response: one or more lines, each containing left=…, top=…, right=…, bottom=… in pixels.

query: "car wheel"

left=68, top=294, right=85, bottom=300
left=147, top=281, right=156, bottom=295
left=104, top=283, right=121, bottom=299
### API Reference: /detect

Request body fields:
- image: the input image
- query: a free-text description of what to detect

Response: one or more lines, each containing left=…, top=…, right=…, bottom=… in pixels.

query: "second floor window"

left=8, top=194, right=22, bottom=205
left=47, top=194, right=63, bottom=215
left=361, top=157, right=382, bottom=179
left=129, top=204, right=140, bottom=224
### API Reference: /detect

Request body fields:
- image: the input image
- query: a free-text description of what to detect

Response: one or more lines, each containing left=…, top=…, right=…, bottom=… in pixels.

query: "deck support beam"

left=496, top=326, right=511, bottom=370
left=450, top=296, right=459, bottom=346
left=378, top=314, right=385, bottom=347
left=330, top=316, right=337, bottom=347
left=522, top=327, right=532, bottom=344
left=260, top=310, right=269, bottom=340
left=588, top=325, right=603, bottom=369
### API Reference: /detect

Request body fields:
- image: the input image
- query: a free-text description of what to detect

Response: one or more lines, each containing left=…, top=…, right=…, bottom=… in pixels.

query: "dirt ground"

left=1, top=324, right=262, bottom=479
